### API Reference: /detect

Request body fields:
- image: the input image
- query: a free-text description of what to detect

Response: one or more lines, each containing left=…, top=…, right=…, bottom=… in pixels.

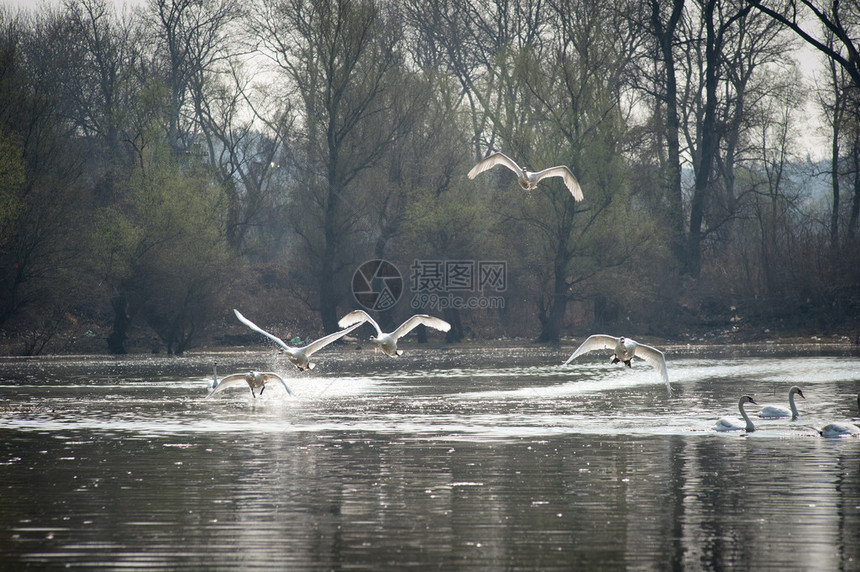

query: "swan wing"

left=391, top=314, right=451, bottom=340
left=300, top=322, right=362, bottom=357
left=206, top=374, right=248, bottom=398
left=714, top=417, right=742, bottom=431
left=260, top=372, right=293, bottom=396
left=467, top=152, right=521, bottom=179
left=338, top=309, right=381, bottom=336
left=818, top=422, right=860, bottom=437
left=633, top=342, right=672, bottom=396
left=533, top=166, right=584, bottom=201
left=234, top=309, right=292, bottom=352
left=562, top=334, right=619, bottom=365
left=758, top=405, right=790, bottom=418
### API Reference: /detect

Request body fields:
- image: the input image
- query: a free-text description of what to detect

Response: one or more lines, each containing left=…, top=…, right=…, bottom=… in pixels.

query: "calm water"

left=1, top=344, right=859, bottom=570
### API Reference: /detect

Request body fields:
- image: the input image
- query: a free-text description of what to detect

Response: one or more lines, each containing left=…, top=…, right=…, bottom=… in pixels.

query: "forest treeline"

left=1, top=0, right=859, bottom=355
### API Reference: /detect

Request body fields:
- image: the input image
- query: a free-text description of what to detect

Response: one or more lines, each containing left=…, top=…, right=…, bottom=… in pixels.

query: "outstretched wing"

left=391, top=314, right=451, bottom=341
left=562, top=334, right=619, bottom=365
left=634, top=342, right=672, bottom=396
left=301, top=322, right=362, bottom=357
left=260, top=372, right=293, bottom=396
left=533, top=166, right=584, bottom=201
left=206, top=374, right=248, bottom=398
left=338, top=309, right=382, bottom=337
left=234, top=309, right=292, bottom=352
left=467, top=152, right=521, bottom=179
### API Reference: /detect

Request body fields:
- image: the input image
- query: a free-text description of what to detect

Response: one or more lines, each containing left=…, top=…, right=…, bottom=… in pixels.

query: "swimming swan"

left=234, top=309, right=360, bottom=371
left=714, top=395, right=757, bottom=432
left=758, top=386, right=805, bottom=420
left=818, top=393, right=860, bottom=437
left=337, top=310, right=451, bottom=357
left=207, top=363, right=292, bottom=398
left=467, top=152, right=584, bottom=201
left=562, top=334, right=672, bottom=396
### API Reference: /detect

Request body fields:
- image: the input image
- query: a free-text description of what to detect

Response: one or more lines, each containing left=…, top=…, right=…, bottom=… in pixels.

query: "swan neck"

left=789, top=392, right=799, bottom=418
left=739, top=401, right=755, bottom=432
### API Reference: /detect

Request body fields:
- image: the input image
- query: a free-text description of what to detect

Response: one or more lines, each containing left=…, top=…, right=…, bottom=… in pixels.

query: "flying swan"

left=337, top=309, right=451, bottom=357
left=758, top=386, right=804, bottom=420
left=714, top=395, right=758, bottom=432
left=234, top=309, right=360, bottom=371
left=818, top=393, right=860, bottom=437
left=467, top=152, right=584, bottom=201
left=206, top=363, right=292, bottom=398
left=562, top=334, right=672, bottom=395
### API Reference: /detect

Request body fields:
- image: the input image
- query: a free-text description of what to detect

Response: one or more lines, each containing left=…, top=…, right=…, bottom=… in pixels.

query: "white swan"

left=234, top=309, right=360, bottom=371
left=758, top=386, right=804, bottom=420
left=206, top=363, right=292, bottom=398
left=714, top=395, right=758, bottom=432
left=818, top=422, right=860, bottom=437
left=337, top=309, right=451, bottom=357
left=467, top=152, right=584, bottom=201
left=818, top=393, right=860, bottom=437
left=562, top=334, right=672, bottom=396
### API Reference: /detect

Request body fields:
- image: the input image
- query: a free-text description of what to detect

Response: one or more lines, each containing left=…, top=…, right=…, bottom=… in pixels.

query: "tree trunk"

left=536, top=267, right=568, bottom=344
left=685, top=0, right=720, bottom=278
left=319, top=150, right=343, bottom=333
left=444, top=308, right=464, bottom=343
left=107, top=294, right=130, bottom=354
left=651, top=0, right=686, bottom=265
left=830, top=118, right=841, bottom=252
left=848, top=133, right=860, bottom=240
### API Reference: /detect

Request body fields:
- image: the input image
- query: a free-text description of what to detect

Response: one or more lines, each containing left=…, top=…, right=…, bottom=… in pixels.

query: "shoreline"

left=2, top=336, right=858, bottom=364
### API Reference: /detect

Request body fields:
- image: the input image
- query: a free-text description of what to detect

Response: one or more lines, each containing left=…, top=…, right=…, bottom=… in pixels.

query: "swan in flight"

left=234, top=309, right=360, bottom=371
left=562, top=334, right=672, bottom=395
left=818, top=393, right=860, bottom=437
left=758, top=386, right=805, bottom=420
left=337, top=309, right=450, bottom=357
left=714, top=395, right=758, bottom=432
left=206, top=363, right=292, bottom=398
left=467, top=152, right=584, bottom=201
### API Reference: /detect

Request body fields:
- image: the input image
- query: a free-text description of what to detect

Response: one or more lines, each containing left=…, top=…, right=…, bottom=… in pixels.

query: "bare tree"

left=747, top=0, right=860, bottom=239
left=61, top=0, right=143, bottom=203
left=249, top=0, right=414, bottom=331
left=147, top=0, right=240, bottom=154
left=193, top=56, right=296, bottom=258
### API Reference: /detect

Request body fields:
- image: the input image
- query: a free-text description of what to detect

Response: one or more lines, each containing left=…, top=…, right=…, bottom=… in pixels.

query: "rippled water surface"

left=1, top=345, right=859, bottom=570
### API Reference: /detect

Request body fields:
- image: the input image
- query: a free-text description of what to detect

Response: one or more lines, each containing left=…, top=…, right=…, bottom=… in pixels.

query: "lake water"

left=1, top=344, right=859, bottom=570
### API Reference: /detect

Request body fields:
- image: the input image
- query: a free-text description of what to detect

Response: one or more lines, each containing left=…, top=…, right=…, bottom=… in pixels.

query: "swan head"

left=740, top=395, right=757, bottom=406
left=790, top=386, right=804, bottom=399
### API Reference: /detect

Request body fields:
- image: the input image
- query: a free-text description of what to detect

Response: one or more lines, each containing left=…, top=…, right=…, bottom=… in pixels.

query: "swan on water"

left=467, top=152, right=584, bottom=201
left=206, top=363, right=292, bottom=398
left=337, top=309, right=450, bottom=357
left=562, top=334, right=672, bottom=396
left=714, top=395, right=758, bottom=432
left=234, top=309, right=361, bottom=371
left=818, top=393, right=860, bottom=437
left=758, top=386, right=804, bottom=420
